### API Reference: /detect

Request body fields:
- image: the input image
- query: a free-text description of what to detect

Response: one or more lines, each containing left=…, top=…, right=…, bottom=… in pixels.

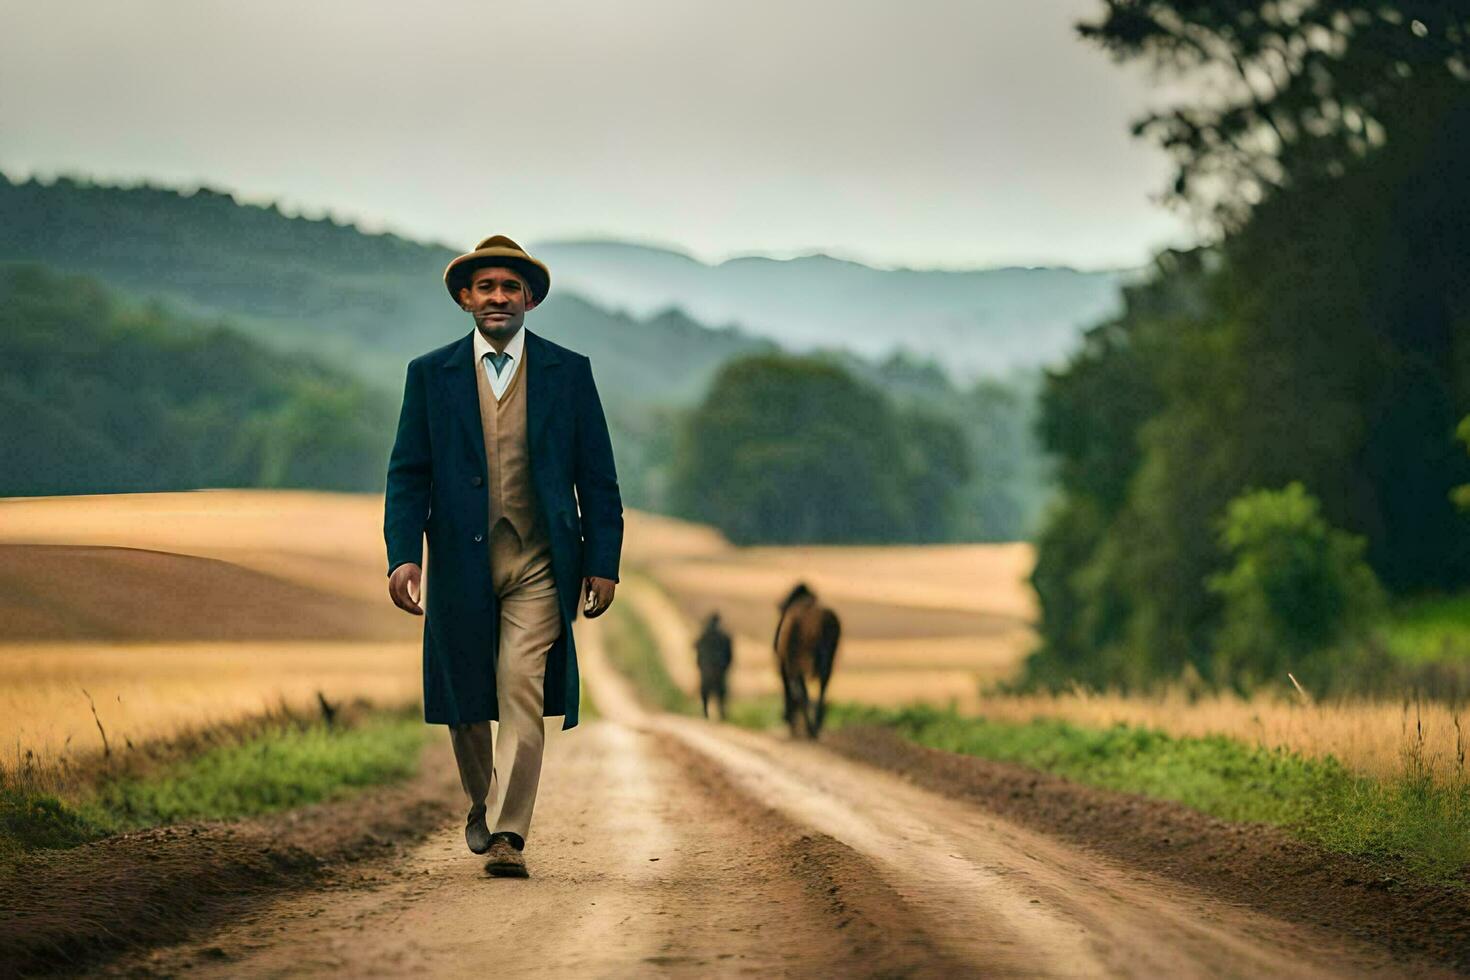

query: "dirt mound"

left=827, top=725, right=1470, bottom=974
left=0, top=743, right=458, bottom=976
left=0, top=544, right=414, bottom=642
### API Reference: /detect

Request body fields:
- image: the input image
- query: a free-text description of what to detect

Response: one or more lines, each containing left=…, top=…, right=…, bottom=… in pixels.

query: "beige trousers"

left=449, top=519, right=562, bottom=843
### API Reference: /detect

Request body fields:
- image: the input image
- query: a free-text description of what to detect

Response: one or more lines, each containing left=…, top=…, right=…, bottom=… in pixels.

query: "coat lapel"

left=524, top=329, right=563, bottom=450
left=441, top=332, right=488, bottom=477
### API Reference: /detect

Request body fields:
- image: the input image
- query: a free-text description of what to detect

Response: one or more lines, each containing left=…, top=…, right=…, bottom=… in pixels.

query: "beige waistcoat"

left=474, top=351, right=549, bottom=554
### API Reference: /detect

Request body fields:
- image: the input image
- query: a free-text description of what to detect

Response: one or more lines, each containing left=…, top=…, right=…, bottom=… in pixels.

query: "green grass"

left=825, top=702, right=1470, bottom=885
left=0, top=788, right=108, bottom=855
left=724, top=696, right=785, bottom=730
left=1381, top=591, right=1470, bottom=662
left=1, top=709, right=429, bottom=860
left=602, top=602, right=696, bottom=715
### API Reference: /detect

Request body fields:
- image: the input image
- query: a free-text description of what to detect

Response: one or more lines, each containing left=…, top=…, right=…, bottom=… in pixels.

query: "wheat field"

left=0, top=490, right=422, bottom=763
left=4, top=490, right=1463, bottom=783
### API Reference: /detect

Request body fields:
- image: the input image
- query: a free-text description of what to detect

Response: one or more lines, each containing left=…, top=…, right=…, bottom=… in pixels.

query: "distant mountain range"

left=1, top=175, right=1125, bottom=384
left=534, top=240, right=1130, bottom=378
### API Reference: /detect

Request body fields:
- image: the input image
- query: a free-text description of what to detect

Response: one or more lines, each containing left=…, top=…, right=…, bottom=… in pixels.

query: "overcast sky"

left=0, top=0, right=1198, bottom=271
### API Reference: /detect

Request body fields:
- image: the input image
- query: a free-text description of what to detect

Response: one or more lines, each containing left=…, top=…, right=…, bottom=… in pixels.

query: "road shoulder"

left=827, top=723, right=1470, bottom=974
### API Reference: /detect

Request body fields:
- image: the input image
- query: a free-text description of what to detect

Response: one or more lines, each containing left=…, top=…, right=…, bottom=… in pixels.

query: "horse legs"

left=783, top=665, right=814, bottom=738
left=780, top=662, right=799, bottom=736
left=812, top=672, right=831, bottom=738
left=792, top=671, right=815, bottom=739
left=811, top=614, right=841, bottom=738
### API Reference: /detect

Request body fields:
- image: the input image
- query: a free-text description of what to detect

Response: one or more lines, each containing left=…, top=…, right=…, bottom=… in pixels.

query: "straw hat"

left=443, top=235, right=551, bottom=305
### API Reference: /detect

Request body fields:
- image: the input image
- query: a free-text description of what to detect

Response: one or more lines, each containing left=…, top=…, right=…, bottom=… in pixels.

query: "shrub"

left=1207, top=482, right=1385, bottom=690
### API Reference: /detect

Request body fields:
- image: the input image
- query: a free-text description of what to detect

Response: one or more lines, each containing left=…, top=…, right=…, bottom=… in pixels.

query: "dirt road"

left=116, top=619, right=1422, bottom=980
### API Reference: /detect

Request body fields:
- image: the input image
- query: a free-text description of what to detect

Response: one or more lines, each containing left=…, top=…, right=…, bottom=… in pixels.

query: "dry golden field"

left=4, top=490, right=1462, bottom=783
left=627, top=515, right=1038, bottom=708
left=958, top=688, right=1466, bottom=784
left=0, top=490, right=422, bottom=761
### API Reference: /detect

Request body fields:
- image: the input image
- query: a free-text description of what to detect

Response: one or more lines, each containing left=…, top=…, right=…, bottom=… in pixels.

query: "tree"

left=0, top=262, right=396, bottom=496
left=1023, top=2, right=1470, bottom=691
left=1079, top=1, right=1470, bottom=227
left=669, top=354, right=970, bottom=545
left=1207, top=482, right=1385, bottom=689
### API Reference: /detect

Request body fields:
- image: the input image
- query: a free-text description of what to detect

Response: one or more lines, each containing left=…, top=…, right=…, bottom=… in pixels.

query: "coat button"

left=471, top=476, right=483, bottom=486
left=473, top=533, right=484, bottom=543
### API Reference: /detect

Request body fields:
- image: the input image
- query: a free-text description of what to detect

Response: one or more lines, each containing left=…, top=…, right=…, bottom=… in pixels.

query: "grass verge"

left=602, top=601, right=696, bottom=715
left=821, top=702, right=1470, bottom=886
left=1, top=704, right=428, bottom=861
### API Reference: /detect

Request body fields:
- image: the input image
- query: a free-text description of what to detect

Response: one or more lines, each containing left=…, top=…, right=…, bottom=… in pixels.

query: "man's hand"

left=581, top=576, right=616, bottom=619
left=389, top=563, right=424, bottom=616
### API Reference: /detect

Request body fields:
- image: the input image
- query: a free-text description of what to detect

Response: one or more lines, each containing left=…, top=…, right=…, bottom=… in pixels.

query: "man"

left=384, top=235, right=622, bottom=878
left=694, top=611, right=733, bottom=721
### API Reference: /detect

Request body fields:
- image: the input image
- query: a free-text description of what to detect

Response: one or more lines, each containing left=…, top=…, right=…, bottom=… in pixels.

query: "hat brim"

left=443, top=249, right=551, bottom=305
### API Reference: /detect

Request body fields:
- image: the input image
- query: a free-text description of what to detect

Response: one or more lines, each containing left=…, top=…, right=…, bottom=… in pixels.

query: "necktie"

left=485, top=351, right=512, bottom=378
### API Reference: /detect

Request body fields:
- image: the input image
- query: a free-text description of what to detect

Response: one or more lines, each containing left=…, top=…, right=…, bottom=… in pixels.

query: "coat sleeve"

left=573, top=355, right=624, bottom=582
left=384, top=357, right=432, bottom=577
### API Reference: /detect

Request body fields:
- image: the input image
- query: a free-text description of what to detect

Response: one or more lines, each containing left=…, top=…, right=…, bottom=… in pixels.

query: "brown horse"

left=774, top=583, right=841, bottom=738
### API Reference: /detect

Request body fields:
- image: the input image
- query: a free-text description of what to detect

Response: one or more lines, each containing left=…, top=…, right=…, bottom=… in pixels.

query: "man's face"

left=459, top=265, right=538, bottom=344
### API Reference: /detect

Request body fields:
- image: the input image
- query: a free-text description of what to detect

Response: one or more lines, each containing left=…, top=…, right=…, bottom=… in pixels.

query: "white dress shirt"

left=472, top=324, right=526, bottom=401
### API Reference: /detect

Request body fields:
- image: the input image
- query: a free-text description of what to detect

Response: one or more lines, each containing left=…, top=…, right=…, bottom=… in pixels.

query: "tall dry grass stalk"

left=967, top=686, right=1467, bottom=784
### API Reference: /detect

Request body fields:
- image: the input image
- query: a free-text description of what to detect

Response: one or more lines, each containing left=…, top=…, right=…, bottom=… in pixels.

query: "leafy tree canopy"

left=669, top=354, right=972, bottom=545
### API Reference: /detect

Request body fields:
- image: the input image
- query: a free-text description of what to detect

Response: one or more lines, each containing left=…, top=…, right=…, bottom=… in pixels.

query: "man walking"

left=694, top=611, right=733, bottom=721
left=384, top=235, right=622, bottom=878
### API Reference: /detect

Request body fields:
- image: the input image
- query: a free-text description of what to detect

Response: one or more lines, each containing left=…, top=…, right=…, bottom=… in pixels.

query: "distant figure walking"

left=694, top=612, right=734, bottom=721
left=774, top=583, right=841, bottom=739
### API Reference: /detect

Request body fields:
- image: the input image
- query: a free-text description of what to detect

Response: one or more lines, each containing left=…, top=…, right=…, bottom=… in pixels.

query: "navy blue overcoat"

left=383, top=329, right=623, bottom=729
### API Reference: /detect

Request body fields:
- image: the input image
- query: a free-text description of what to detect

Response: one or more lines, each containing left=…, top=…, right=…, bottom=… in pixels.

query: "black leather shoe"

left=465, top=809, right=492, bottom=854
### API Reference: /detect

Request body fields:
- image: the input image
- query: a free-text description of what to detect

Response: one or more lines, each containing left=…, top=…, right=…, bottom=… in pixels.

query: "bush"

left=1207, top=482, right=1385, bottom=689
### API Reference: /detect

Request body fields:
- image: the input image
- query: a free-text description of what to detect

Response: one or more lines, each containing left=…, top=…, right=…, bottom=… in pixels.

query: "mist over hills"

left=534, top=239, right=1129, bottom=378
left=0, top=175, right=774, bottom=401
left=1, top=174, right=1119, bottom=387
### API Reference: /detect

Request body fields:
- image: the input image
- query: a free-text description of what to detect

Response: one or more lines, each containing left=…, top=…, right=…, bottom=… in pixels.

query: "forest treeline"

left=0, top=263, right=396, bottom=496
left=1028, top=1, right=1470, bottom=691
